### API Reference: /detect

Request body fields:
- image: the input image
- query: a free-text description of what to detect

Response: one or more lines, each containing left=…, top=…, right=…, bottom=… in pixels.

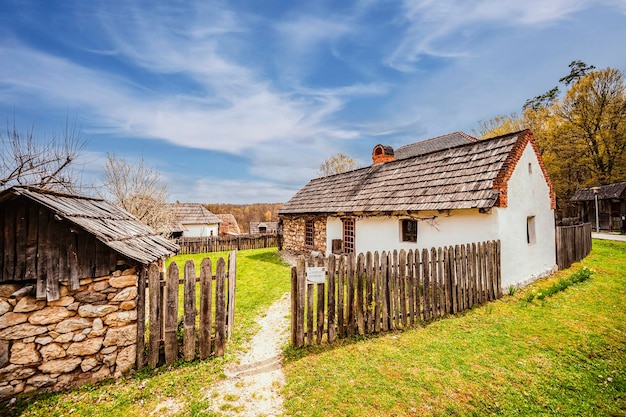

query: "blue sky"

left=1, top=0, right=625, bottom=204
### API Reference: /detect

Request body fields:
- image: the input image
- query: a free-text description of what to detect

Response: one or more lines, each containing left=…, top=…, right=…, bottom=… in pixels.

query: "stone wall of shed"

left=0, top=267, right=140, bottom=399
left=281, top=216, right=327, bottom=253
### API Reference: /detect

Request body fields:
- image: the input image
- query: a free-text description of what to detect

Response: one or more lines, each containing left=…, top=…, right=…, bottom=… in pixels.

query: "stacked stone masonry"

left=0, top=268, right=139, bottom=399
left=282, top=216, right=327, bottom=253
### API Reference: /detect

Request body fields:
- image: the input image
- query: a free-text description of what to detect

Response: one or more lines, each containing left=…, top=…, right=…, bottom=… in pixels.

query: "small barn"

left=168, top=203, right=222, bottom=238
left=570, top=182, right=626, bottom=233
left=0, top=186, right=178, bottom=398
left=249, top=221, right=278, bottom=235
left=279, top=130, right=557, bottom=288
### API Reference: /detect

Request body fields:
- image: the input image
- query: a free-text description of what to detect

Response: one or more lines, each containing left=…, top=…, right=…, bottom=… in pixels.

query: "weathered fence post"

left=227, top=250, right=237, bottom=341
left=214, top=258, right=227, bottom=356
left=183, top=261, right=197, bottom=361
left=148, top=263, right=161, bottom=368
left=164, top=262, right=180, bottom=365
left=199, top=258, right=213, bottom=360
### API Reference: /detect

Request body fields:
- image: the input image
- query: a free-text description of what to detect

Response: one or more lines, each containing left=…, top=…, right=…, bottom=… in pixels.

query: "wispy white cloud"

left=386, top=0, right=617, bottom=71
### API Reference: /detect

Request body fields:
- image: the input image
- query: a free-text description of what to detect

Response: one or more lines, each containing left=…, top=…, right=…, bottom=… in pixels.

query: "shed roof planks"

left=0, top=186, right=178, bottom=264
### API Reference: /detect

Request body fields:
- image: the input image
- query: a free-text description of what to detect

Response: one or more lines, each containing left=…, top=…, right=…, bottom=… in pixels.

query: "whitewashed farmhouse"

left=279, top=130, right=557, bottom=287
left=168, top=203, right=221, bottom=238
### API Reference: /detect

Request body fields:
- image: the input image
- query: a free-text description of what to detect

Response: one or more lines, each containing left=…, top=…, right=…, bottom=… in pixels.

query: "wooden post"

left=373, top=251, right=381, bottom=333
left=316, top=254, right=326, bottom=344
left=327, top=255, right=336, bottom=343
left=365, top=252, right=374, bottom=334
left=356, top=253, right=365, bottom=335
left=422, top=248, right=430, bottom=322
left=214, top=258, right=227, bottom=356
left=148, top=263, right=161, bottom=368
left=346, top=253, right=356, bottom=337
left=291, top=266, right=297, bottom=346
left=399, top=250, right=407, bottom=328
left=414, top=249, right=422, bottom=323
left=227, top=251, right=237, bottom=341
left=407, top=250, right=415, bottom=326
left=164, top=262, right=180, bottom=365
left=199, top=258, right=213, bottom=360
left=437, top=247, right=445, bottom=318
left=337, top=255, right=345, bottom=338
left=380, top=251, right=389, bottom=332
left=430, top=248, right=438, bottom=319
left=295, top=257, right=306, bottom=348
left=136, top=267, right=147, bottom=369
left=183, top=260, right=196, bottom=361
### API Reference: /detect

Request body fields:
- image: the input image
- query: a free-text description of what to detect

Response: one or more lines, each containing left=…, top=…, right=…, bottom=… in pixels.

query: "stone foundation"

left=0, top=268, right=139, bottom=399
left=281, top=216, right=327, bottom=253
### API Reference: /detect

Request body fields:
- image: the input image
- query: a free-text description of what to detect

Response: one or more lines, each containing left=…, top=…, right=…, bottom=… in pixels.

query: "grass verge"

left=282, top=239, right=626, bottom=416
left=5, top=247, right=291, bottom=417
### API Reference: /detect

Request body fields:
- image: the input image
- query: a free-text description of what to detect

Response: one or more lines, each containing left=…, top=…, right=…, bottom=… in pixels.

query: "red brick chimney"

left=372, top=144, right=394, bottom=165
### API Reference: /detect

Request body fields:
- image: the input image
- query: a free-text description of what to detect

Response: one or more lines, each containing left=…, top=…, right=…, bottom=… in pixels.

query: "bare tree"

left=318, top=153, right=357, bottom=177
left=0, top=118, right=85, bottom=191
left=100, top=153, right=173, bottom=234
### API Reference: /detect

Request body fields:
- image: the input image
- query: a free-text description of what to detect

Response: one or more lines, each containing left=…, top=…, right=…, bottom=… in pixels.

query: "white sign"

left=306, top=267, right=326, bottom=284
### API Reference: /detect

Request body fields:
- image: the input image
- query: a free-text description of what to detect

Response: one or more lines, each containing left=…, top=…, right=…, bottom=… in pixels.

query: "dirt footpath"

left=204, top=293, right=291, bottom=416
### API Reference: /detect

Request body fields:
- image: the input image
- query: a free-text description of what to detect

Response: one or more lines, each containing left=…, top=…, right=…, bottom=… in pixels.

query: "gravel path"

left=204, top=293, right=291, bottom=416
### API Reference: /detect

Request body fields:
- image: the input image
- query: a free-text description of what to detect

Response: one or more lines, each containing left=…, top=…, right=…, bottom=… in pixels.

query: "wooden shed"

left=0, top=186, right=178, bottom=300
left=570, top=182, right=626, bottom=233
left=0, top=186, right=179, bottom=398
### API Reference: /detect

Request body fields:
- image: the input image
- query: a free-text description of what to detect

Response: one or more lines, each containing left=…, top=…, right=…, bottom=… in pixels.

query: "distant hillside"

left=204, top=203, right=283, bottom=234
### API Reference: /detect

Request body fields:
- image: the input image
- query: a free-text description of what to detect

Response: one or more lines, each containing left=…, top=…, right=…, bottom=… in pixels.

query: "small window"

left=259, top=226, right=267, bottom=233
left=401, top=219, right=418, bottom=242
left=527, top=216, right=536, bottom=245
left=343, top=219, right=355, bottom=253
left=528, top=162, right=533, bottom=174
left=305, top=220, right=314, bottom=247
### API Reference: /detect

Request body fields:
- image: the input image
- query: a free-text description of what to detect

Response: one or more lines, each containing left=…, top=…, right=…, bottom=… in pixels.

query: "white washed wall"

left=496, top=143, right=557, bottom=288
left=183, top=224, right=219, bottom=238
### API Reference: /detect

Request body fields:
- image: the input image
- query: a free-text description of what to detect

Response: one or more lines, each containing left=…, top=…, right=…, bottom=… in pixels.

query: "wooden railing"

left=175, top=234, right=278, bottom=254
left=555, top=223, right=592, bottom=270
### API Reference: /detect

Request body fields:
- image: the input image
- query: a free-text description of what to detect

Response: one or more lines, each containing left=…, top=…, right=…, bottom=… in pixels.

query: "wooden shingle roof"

left=168, top=203, right=222, bottom=225
left=570, top=182, right=626, bottom=202
left=280, top=130, right=543, bottom=215
left=0, top=187, right=179, bottom=264
left=394, top=131, right=478, bottom=160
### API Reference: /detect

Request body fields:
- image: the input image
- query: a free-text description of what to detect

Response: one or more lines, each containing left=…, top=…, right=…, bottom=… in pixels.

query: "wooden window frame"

left=527, top=215, right=536, bottom=245
left=342, top=219, right=355, bottom=254
left=401, top=219, right=418, bottom=243
left=305, top=219, right=314, bottom=247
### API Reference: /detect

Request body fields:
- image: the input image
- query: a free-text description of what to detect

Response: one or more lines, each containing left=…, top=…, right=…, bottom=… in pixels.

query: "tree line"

left=473, top=61, right=626, bottom=215
left=204, top=203, right=283, bottom=234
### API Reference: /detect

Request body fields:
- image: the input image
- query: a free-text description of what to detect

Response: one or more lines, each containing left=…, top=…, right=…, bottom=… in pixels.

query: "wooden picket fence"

left=555, top=223, right=592, bottom=270
left=136, top=251, right=237, bottom=369
left=176, top=234, right=278, bottom=254
left=291, top=241, right=501, bottom=347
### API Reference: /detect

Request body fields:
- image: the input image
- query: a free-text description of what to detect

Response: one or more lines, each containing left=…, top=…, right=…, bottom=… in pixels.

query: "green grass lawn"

left=6, top=241, right=626, bottom=416
left=282, top=239, right=626, bottom=416
left=7, top=247, right=291, bottom=417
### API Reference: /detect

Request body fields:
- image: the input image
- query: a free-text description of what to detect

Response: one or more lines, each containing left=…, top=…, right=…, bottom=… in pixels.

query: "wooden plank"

left=46, top=212, right=60, bottom=301
left=373, top=251, right=381, bottom=333
left=327, top=255, right=336, bottom=343
left=214, top=258, right=227, bottom=356
left=24, top=202, right=38, bottom=281
left=422, top=248, right=430, bottom=322
left=35, top=207, right=48, bottom=298
left=183, top=260, right=196, bottom=361
left=15, top=201, right=27, bottom=281
left=407, top=250, right=415, bottom=326
left=437, top=247, right=445, bottom=317
left=365, top=252, right=374, bottom=334
left=380, top=251, right=389, bottom=331
left=227, top=251, right=237, bottom=341
left=356, top=253, right=365, bottom=335
left=430, top=248, right=438, bottom=319
left=148, top=263, right=161, bottom=368
left=306, top=281, right=314, bottom=345
left=199, top=258, right=213, bottom=360
left=136, top=266, right=147, bottom=369
left=455, top=245, right=463, bottom=313
left=337, top=255, right=345, bottom=338
left=346, top=253, right=356, bottom=337
left=390, top=250, right=398, bottom=330
left=476, top=242, right=483, bottom=304
left=414, top=249, right=422, bottom=323
left=316, top=280, right=325, bottom=344
left=291, top=266, right=297, bottom=347
left=295, top=257, right=306, bottom=348
left=164, top=261, right=180, bottom=365
left=399, top=249, right=407, bottom=328
left=67, top=233, right=80, bottom=291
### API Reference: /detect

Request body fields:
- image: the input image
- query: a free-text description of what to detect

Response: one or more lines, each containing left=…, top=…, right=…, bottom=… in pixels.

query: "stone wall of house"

left=0, top=267, right=140, bottom=399
left=281, top=216, right=327, bottom=253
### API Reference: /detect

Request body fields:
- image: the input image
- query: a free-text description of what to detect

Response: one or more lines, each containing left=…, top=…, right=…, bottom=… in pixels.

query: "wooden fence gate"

left=136, top=251, right=237, bottom=369
left=555, top=223, right=592, bottom=270
left=291, top=241, right=501, bottom=347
